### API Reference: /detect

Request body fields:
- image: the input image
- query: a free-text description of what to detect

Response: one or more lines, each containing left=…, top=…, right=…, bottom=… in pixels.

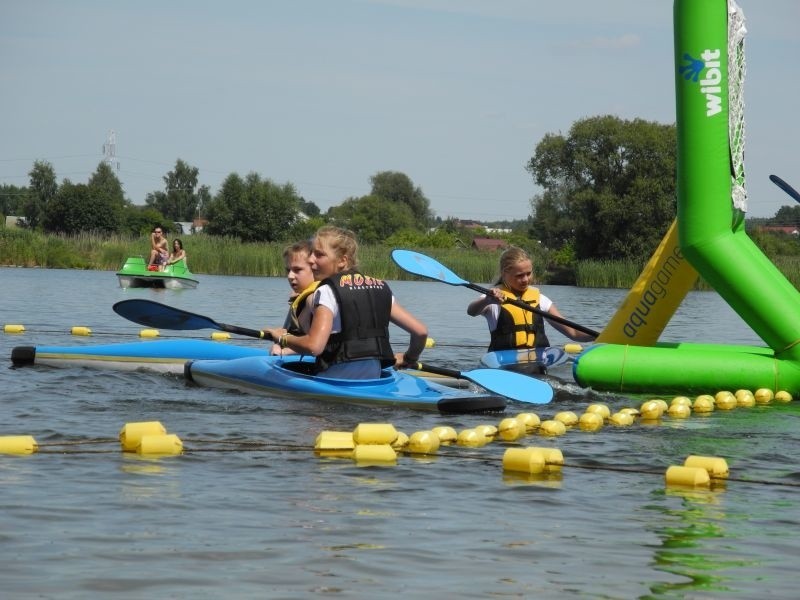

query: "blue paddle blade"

left=113, top=299, right=222, bottom=330
left=463, top=368, right=553, bottom=404
left=392, top=249, right=469, bottom=286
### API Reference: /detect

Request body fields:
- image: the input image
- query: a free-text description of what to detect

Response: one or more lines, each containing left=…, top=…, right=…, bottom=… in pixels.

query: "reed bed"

left=1, top=228, right=797, bottom=290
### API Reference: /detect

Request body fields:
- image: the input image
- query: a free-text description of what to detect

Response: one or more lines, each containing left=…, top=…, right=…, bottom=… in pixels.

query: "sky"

left=1, top=0, right=798, bottom=221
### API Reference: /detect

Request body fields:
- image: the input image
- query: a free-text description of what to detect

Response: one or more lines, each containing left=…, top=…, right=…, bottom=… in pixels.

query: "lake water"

left=1, top=267, right=797, bottom=599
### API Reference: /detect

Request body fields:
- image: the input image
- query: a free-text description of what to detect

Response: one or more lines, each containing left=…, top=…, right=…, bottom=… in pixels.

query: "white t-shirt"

left=478, top=289, right=553, bottom=332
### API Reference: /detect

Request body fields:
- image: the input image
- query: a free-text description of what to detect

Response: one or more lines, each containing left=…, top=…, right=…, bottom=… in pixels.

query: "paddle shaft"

left=464, top=282, right=599, bottom=338
left=770, top=174, right=800, bottom=204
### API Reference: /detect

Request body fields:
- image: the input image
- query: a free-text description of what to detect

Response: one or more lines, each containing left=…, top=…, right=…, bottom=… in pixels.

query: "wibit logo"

left=679, top=49, right=722, bottom=117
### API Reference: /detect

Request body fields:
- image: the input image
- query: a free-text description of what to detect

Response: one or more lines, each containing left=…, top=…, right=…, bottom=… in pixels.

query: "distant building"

left=759, top=225, right=799, bottom=236
left=471, top=237, right=508, bottom=251
left=4, top=215, right=26, bottom=228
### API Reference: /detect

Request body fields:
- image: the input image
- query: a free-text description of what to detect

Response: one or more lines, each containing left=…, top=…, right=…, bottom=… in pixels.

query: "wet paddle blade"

left=113, top=299, right=222, bottom=330
left=463, top=368, right=553, bottom=404
left=391, top=249, right=469, bottom=286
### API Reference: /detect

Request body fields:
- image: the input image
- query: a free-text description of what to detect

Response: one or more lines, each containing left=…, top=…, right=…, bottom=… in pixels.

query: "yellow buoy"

left=431, top=426, right=458, bottom=444
left=692, top=395, right=715, bottom=413
left=0, top=435, right=38, bottom=455
left=754, top=388, right=774, bottom=404
left=314, top=431, right=355, bottom=451
left=667, top=403, right=691, bottom=419
left=735, top=390, right=755, bottom=407
left=665, top=465, right=711, bottom=488
left=578, top=412, right=603, bottom=431
left=639, top=400, right=664, bottom=420
left=3, top=324, right=25, bottom=334
left=564, top=343, right=583, bottom=354
left=139, top=328, right=160, bottom=338
left=684, top=455, right=729, bottom=479
left=670, top=396, right=692, bottom=408
left=210, top=331, right=230, bottom=341
left=714, top=391, right=737, bottom=411
left=119, top=421, right=167, bottom=452
left=425, top=337, right=436, bottom=348
left=502, top=448, right=545, bottom=475
left=353, top=444, right=397, bottom=464
left=457, top=428, right=489, bottom=447
left=406, top=430, right=440, bottom=455
left=585, top=403, right=610, bottom=420
left=774, top=390, right=793, bottom=403
left=474, top=424, right=498, bottom=439
left=391, top=431, right=409, bottom=449
left=515, top=412, right=541, bottom=433
left=609, top=411, right=635, bottom=426
left=553, top=411, right=578, bottom=427
left=619, top=407, right=640, bottom=417
left=525, top=446, right=564, bottom=473
left=539, top=420, right=567, bottom=437
left=497, top=418, right=524, bottom=441
left=137, top=433, right=183, bottom=456
left=71, top=326, right=92, bottom=336
left=352, top=423, right=398, bottom=445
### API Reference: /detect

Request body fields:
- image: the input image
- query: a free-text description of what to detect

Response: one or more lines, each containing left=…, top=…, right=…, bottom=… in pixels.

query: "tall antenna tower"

left=102, top=130, right=120, bottom=171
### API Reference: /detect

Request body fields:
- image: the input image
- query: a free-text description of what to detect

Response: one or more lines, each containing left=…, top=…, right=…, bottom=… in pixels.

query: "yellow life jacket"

left=286, top=281, right=320, bottom=335
left=489, top=286, right=550, bottom=351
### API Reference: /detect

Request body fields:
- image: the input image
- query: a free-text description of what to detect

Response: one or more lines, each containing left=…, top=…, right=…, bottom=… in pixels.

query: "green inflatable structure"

left=574, top=0, right=800, bottom=395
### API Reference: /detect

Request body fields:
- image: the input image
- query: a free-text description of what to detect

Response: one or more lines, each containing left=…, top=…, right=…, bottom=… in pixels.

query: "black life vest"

left=489, top=286, right=551, bottom=351
left=317, top=269, right=395, bottom=370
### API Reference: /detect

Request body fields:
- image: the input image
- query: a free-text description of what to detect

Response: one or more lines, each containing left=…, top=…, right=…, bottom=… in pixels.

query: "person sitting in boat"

left=263, top=226, right=428, bottom=379
left=167, top=238, right=187, bottom=266
left=467, top=246, right=596, bottom=350
left=148, top=226, right=169, bottom=268
left=269, top=240, right=318, bottom=356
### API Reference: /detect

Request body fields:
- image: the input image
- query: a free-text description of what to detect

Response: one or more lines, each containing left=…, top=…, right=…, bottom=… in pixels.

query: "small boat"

left=480, top=347, right=569, bottom=375
left=184, top=355, right=507, bottom=413
left=11, top=339, right=269, bottom=374
left=116, top=257, right=199, bottom=289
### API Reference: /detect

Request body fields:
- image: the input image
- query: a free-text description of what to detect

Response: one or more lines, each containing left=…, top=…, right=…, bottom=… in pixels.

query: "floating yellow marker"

left=3, top=324, right=25, bottom=334
left=564, top=343, right=583, bottom=354
left=497, top=418, right=524, bottom=441
left=391, top=431, right=409, bottom=449
left=714, top=391, right=737, bottom=411
left=352, top=423, right=398, bottom=445
left=474, top=424, right=498, bottom=439
left=684, top=455, right=729, bottom=479
left=539, top=420, right=566, bottom=437
left=526, top=446, right=564, bottom=473
left=585, top=403, right=610, bottom=420
left=502, top=448, right=545, bottom=475
left=609, top=411, right=635, bottom=426
left=670, top=396, right=692, bottom=408
left=137, top=433, right=183, bottom=456
left=406, top=430, right=440, bottom=455
left=119, top=421, right=167, bottom=452
left=553, top=411, right=578, bottom=427
left=692, top=395, right=715, bottom=413
left=457, top=428, right=488, bottom=447
left=754, top=388, right=774, bottom=404
left=71, top=326, right=92, bottom=336
left=578, top=412, right=603, bottom=431
left=774, top=390, right=793, bottom=403
left=431, top=426, right=457, bottom=444
left=353, top=444, right=396, bottom=464
left=314, top=431, right=355, bottom=451
left=211, top=331, right=230, bottom=341
left=139, top=328, right=160, bottom=338
left=735, top=391, right=756, bottom=407
left=639, top=400, right=664, bottom=420
left=0, top=435, right=38, bottom=455
left=667, top=403, right=691, bottom=419
left=515, top=412, right=540, bottom=433
left=665, top=465, right=710, bottom=488
left=425, top=337, right=436, bottom=349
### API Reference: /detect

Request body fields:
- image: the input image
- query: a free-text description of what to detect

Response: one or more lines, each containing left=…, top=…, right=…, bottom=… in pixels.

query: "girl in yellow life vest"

left=268, top=240, right=319, bottom=355
left=467, top=246, right=595, bottom=350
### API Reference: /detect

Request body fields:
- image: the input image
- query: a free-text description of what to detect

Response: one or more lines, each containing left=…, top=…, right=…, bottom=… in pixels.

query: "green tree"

left=526, top=115, right=676, bottom=260
left=204, top=172, right=301, bottom=242
left=0, top=184, right=29, bottom=219
left=24, top=160, right=58, bottom=229
left=145, top=159, right=201, bottom=221
left=326, top=195, right=416, bottom=244
left=370, top=171, right=432, bottom=227
left=43, top=179, right=123, bottom=234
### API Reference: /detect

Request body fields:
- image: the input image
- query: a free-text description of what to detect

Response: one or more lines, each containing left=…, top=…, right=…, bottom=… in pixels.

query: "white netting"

left=728, top=0, right=747, bottom=212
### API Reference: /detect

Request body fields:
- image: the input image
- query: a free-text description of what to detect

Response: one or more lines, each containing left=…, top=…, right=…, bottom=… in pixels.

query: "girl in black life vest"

left=467, top=246, right=595, bottom=350
left=263, top=226, right=428, bottom=379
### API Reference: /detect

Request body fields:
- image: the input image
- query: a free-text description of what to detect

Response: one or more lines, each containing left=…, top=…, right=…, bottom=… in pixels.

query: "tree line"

left=2, top=114, right=798, bottom=263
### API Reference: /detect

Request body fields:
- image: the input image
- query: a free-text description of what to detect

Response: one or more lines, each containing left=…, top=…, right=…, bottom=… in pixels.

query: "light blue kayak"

left=480, top=347, right=569, bottom=375
left=183, top=355, right=508, bottom=413
left=11, top=339, right=269, bottom=374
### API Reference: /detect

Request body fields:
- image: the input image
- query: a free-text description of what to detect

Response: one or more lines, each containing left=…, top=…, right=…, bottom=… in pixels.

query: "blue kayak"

left=185, top=355, right=507, bottom=413
left=480, top=347, right=569, bottom=374
left=11, top=339, right=270, bottom=374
